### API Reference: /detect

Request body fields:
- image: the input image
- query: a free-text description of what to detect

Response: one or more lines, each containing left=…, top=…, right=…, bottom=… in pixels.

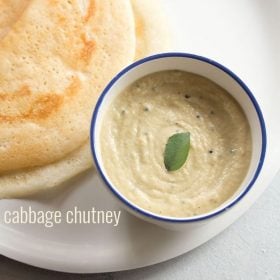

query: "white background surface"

left=0, top=170, right=279, bottom=279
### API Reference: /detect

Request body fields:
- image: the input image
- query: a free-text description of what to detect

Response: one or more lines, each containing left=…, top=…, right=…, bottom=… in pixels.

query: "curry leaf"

left=164, top=132, right=190, bottom=171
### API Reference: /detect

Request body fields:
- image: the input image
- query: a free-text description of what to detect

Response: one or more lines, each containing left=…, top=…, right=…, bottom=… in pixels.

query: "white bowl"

left=90, top=53, right=266, bottom=231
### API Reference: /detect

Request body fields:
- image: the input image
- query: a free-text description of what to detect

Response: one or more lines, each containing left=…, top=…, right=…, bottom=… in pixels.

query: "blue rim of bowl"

left=90, top=52, right=267, bottom=223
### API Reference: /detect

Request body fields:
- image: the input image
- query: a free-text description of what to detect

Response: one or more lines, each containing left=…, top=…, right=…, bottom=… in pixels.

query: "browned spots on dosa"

left=80, top=34, right=95, bottom=63
left=49, top=0, right=60, bottom=6
left=57, top=14, right=67, bottom=25
left=0, top=85, right=30, bottom=101
left=27, top=94, right=64, bottom=119
left=84, top=0, right=96, bottom=23
left=135, top=13, right=144, bottom=38
left=0, top=78, right=80, bottom=122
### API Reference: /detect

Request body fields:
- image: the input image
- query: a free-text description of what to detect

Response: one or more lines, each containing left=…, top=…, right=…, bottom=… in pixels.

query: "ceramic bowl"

left=90, top=53, right=266, bottom=230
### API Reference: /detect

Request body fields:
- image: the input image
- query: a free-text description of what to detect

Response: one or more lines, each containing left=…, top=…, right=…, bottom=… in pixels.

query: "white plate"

left=0, top=0, right=279, bottom=273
